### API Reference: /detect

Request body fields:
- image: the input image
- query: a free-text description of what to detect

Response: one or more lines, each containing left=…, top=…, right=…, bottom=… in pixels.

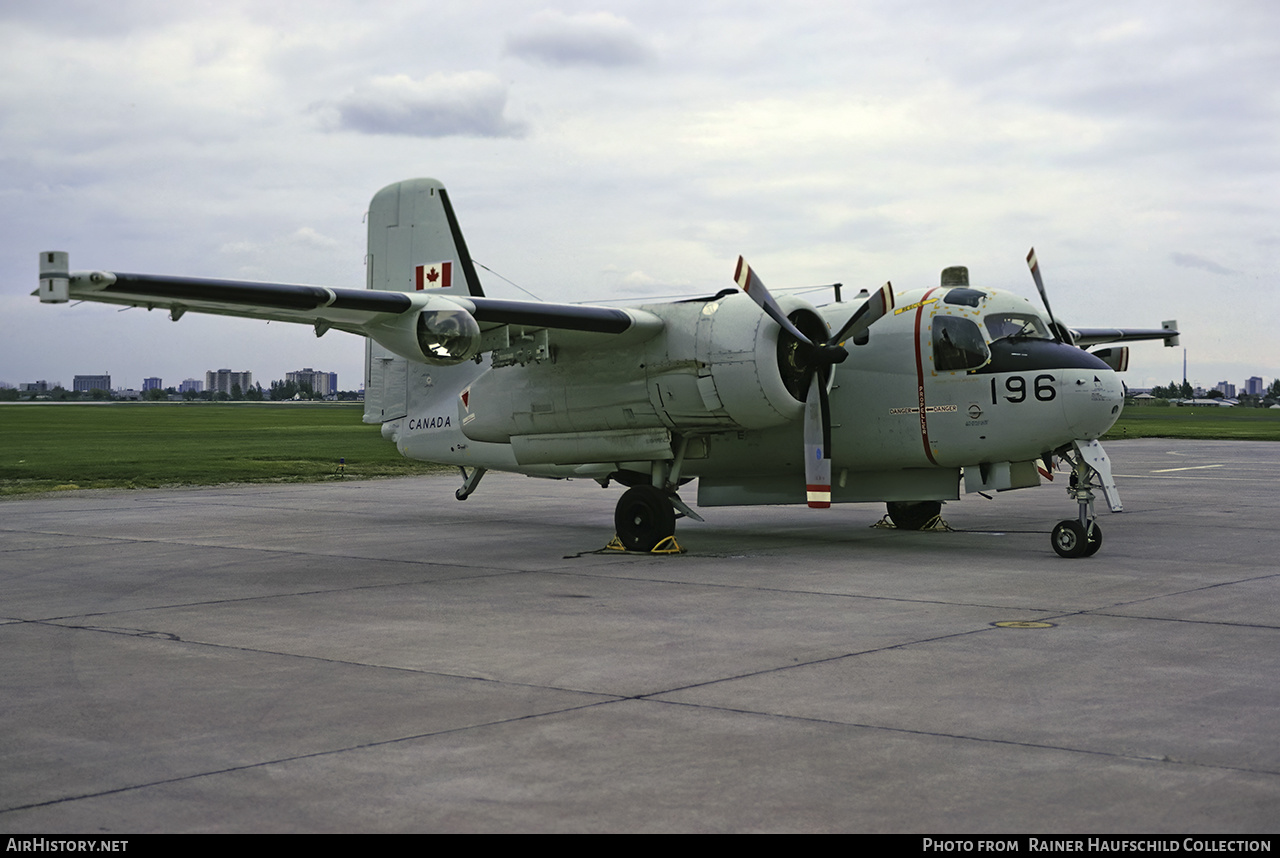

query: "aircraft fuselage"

left=395, top=281, right=1123, bottom=506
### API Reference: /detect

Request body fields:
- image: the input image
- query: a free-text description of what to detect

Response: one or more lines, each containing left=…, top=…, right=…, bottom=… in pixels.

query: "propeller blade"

left=803, top=372, right=832, bottom=508
left=734, top=256, right=815, bottom=346
left=733, top=260, right=896, bottom=511
left=1026, top=248, right=1067, bottom=344
left=829, top=281, right=895, bottom=347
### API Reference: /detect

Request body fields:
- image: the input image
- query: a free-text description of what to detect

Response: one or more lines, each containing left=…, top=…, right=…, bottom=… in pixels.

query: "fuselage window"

left=943, top=287, right=986, bottom=307
left=932, top=316, right=990, bottom=372
left=984, top=313, right=1050, bottom=341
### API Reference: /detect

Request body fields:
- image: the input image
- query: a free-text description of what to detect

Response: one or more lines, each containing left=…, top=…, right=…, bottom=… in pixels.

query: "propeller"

left=734, top=256, right=894, bottom=507
left=1025, top=248, right=1074, bottom=346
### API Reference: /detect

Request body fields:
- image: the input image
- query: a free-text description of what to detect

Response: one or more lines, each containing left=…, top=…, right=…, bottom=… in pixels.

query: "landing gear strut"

left=455, top=466, right=487, bottom=501
left=1051, top=439, right=1121, bottom=558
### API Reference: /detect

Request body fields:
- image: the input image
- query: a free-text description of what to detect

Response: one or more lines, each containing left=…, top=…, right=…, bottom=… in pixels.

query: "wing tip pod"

left=38, top=250, right=70, bottom=303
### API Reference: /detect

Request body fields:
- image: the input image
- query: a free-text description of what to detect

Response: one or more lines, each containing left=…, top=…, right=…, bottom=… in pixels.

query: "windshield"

left=932, top=316, right=990, bottom=372
left=984, top=313, right=1050, bottom=341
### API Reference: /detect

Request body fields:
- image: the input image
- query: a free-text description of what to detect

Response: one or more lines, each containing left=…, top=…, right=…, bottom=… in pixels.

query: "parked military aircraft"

left=37, top=178, right=1178, bottom=556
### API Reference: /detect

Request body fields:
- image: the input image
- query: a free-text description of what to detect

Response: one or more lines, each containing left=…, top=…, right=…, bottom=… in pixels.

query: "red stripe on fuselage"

left=912, top=288, right=940, bottom=466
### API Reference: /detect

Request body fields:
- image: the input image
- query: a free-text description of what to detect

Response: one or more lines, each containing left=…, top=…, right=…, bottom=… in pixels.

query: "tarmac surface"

left=1, top=438, right=1277, bottom=833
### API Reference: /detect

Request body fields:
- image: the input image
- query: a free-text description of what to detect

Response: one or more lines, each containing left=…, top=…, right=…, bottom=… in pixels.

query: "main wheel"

left=886, top=501, right=942, bottom=531
left=614, top=485, right=676, bottom=552
left=1052, top=520, right=1102, bottom=558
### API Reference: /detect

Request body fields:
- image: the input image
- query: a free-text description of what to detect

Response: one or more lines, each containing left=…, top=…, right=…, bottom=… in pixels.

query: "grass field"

left=0, top=402, right=449, bottom=496
left=2, top=400, right=1276, bottom=497
left=1103, top=403, right=1280, bottom=441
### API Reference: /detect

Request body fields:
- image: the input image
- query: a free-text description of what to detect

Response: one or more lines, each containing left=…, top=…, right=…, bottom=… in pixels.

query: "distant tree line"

left=1149, top=381, right=1195, bottom=399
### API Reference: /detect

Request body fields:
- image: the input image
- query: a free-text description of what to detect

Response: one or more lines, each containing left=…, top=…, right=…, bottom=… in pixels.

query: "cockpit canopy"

left=929, top=285, right=1055, bottom=373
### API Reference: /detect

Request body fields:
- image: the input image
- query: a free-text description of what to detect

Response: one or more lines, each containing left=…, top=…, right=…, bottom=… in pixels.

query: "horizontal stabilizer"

left=1070, top=324, right=1180, bottom=348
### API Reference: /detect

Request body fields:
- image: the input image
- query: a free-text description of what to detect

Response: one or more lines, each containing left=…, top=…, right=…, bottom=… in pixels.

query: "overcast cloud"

left=504, top=10, right=654, bottom=67
left=329, top=72, right=526, bottom=138
left=3, top=0, right=1277, bottom=395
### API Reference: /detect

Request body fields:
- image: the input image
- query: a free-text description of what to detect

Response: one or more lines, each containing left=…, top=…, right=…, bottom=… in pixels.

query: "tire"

left=1051, top=519, right=1101, bottom=558
left=1083, top=522, right=1102, bottom=556
left=886, top=501, right=942, bottom=531
left=614, top=485, right=676, bottom=552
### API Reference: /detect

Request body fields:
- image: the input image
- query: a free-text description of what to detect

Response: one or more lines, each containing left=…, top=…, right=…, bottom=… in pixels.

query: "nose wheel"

left=1052, top=519, right=1102, bottom=558
left=1051, top=439, right=1120, bottom=558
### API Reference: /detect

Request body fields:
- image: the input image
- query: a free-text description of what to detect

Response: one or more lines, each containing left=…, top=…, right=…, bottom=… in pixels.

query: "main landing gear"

left=885, top=500, right=944, bottom=531
left=614, top=485, right=678, bottom=552
left=607, top=438, right=701, bottom=553
left=1051, top=439, right=1121, bottom=559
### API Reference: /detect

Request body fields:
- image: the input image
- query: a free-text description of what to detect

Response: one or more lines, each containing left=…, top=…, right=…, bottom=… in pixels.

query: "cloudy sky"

left=3, top=0, right=1276, bottom=393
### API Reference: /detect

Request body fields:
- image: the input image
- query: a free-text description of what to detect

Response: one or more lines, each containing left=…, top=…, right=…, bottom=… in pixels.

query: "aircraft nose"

left=1061, top=367, right=1124, bottom=439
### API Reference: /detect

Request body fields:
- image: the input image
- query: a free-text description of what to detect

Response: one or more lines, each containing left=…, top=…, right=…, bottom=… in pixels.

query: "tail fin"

left=364, top=178, right=483, bottom=424
left=366, top=178, right=484, bottom=297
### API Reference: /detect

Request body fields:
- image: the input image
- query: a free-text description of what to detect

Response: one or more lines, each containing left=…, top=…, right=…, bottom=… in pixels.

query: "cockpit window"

left=932, top=316, right=990, bottom=372
left=984, top=313, right=1050, bottom=341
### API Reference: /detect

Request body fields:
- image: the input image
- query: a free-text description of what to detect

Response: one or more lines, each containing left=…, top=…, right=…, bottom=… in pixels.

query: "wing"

left=36, top=252, right=663, bottom=364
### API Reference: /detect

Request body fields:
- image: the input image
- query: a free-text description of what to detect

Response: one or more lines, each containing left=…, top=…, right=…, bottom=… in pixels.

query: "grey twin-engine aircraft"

left=37, top=178, right=1178, bottom=557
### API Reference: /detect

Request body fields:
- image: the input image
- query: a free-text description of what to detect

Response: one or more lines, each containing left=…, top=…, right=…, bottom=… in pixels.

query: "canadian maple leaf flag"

left=415, top=261, right=453, bottom=290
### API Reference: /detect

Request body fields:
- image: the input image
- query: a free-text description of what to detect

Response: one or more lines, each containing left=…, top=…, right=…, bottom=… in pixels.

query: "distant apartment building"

left=286, top=368, right=337, bottom=396
left=1215, top=381, right=1237, bottom=399
left=206, top=369, right=252, bottom=396
left=1246, top=377, right=1264, bottom=396
left=142, top=377, right=163, bottom=391
left=178, top=378, right=203, bottom=394
left=20, top=380, right=51, bottom=393
left=73, top=374, right=111, bottom=393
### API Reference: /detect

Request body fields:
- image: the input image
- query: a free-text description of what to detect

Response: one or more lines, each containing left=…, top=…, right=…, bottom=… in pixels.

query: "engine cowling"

left=670, top=290, right=826, bottom=430
left=366, top=301, right=481, bottom=365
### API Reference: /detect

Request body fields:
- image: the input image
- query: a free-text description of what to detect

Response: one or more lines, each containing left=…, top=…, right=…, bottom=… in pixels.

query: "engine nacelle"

left=365, top=300, right=481, bottom=365
left=666, top=290, right=827, bottom=430
left=456, top=291, right=829, bottom=444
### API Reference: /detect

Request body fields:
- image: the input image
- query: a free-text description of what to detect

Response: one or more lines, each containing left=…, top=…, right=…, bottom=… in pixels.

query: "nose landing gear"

left=1052, top=518, right=1102, bottom=558
left=1051, top=439, right=1121, bottom=558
